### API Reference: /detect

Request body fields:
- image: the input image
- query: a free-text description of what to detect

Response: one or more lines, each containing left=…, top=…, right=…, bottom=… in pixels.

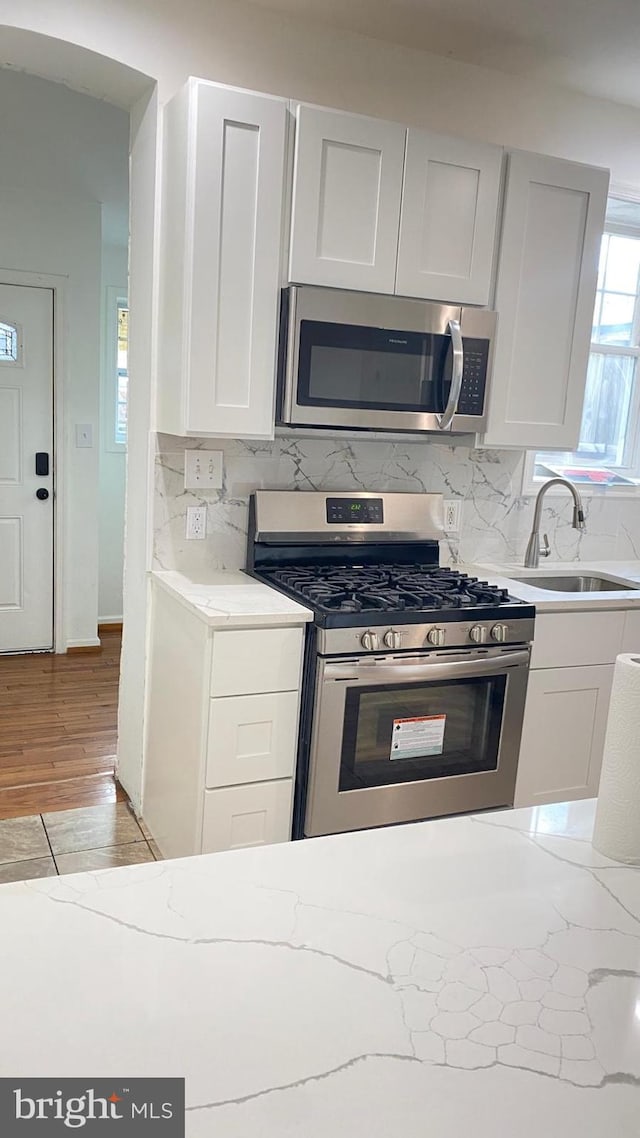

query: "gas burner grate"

left=265, top=563, right=517, bottom=615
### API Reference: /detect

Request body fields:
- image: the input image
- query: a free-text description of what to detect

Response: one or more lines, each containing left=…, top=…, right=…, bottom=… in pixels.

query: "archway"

left=0, top=26, right=158, bottom=811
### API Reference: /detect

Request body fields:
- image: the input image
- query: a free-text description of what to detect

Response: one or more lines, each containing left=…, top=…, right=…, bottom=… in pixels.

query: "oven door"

left=304, top=647, right=530, bottom=837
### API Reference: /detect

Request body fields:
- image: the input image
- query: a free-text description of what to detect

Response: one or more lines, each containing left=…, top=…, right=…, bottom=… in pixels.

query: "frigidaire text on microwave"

left=277, top=285, right=497, bottom=435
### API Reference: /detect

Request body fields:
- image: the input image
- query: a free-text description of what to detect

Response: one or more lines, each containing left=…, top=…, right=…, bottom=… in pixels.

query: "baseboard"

left=98, top=620, right=123, bottom=634
left=66, top=637, right=102, bottom=654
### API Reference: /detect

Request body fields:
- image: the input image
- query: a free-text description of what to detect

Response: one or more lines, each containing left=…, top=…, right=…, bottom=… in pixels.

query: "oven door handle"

left=324, top=650, right=530, bottom=684
left=437, top=318, right=464, bottom=431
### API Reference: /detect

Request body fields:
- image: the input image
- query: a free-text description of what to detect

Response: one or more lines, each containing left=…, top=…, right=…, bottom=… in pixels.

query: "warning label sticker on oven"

left=390, top=714, right=446, bottom=760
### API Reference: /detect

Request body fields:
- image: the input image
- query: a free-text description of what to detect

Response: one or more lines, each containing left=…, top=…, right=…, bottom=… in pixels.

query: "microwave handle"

left=437, top=319, right=464, bottom=431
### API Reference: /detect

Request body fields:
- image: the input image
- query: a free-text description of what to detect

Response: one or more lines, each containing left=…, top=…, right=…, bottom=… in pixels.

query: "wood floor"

left=0, top=628, right=124, bottom=820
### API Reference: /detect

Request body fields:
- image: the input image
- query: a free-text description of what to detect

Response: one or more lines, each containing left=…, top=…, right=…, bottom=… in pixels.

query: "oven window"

left=298, top=320, right=452, bottom=412
left=338, top=675, right=506, bottom=791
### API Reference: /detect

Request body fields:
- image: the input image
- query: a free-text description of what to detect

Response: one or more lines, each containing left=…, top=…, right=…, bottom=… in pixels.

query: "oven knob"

left=426, top=627, right=446, bottom=647
left=491, top=623, right=509, bottom=643
left=361, top=630, right=380, bottom=651
left=469, top=624, right=488, bottom=645
left=383, top=629, right=402, bottom=650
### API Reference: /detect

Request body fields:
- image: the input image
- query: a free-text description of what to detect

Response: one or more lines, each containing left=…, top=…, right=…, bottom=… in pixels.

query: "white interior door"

left=0, top=283, right=54, bottom=652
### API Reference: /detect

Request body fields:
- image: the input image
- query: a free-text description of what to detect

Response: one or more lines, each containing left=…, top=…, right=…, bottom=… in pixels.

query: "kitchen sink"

left=516, top=574, right=638, bottom=593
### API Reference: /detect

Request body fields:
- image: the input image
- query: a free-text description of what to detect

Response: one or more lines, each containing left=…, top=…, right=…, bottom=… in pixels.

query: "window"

left=115, top=302, right=129, bottom=446
left=0, top=320, right=18, bottom=363
left=530, top=195, right=640, bottom=489
left=103, top=288, right=128, bottom=452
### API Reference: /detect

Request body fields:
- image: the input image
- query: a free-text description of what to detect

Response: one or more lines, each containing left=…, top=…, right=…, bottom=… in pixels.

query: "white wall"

left=100, top=242, right=128, bottom=622
left=3, top=0, right=640, bottom=185
left=0, top=67, right=129, bottom=645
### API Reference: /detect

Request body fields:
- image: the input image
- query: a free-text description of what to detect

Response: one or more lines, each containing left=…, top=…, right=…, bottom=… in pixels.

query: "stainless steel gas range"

left=247, top=490, right=535, bottom=839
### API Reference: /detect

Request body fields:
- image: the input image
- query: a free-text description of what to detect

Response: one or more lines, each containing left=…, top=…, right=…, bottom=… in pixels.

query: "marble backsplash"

left=153, top=432, right=640, bottom=573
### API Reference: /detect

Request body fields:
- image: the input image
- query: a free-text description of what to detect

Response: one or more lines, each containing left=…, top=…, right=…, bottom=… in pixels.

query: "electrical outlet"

left=444, top=499, right=462, bottom=533
left=184, top=450, right=223, bottom=490
left=186, top=505, right=207, bottom=540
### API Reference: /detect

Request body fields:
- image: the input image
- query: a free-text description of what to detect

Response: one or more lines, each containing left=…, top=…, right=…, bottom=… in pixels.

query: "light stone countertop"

left=460, top=560, right=640, bottom=612
left=0, top=799, right=639, bottom=1135
left=151, top=568, right=313, bottom=628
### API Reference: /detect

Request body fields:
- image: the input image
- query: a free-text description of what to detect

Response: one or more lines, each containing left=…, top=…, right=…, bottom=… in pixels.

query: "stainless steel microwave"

left=276, top=285, right=497, bottom=434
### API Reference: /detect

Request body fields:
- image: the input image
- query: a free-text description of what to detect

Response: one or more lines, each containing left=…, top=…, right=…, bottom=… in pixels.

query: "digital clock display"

left=326, top=497, right=384, bottom=524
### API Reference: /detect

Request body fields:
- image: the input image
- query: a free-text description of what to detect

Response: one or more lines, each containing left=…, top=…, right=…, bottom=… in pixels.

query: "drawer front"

left=202, top=780, right=293, bottom=852
left=206, top=691, right=299, bottom=788
left=530, top=611, right=625, bottom=669
left=210, top=627, right=303, bottom=697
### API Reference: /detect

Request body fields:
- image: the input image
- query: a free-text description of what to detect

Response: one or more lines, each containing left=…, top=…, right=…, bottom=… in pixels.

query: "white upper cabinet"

left=288, top=104, right=406, bottom=293
left=157, top=79, right=287, bottom=438
left=396, top=130, right=503, bottom=305
left=483, top=150, right=609, bottom=449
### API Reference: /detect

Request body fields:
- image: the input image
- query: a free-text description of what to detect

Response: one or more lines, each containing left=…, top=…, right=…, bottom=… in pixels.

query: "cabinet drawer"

left=210, top=627, right=303, bottom=696
left=530, top=611, right=625, bottom=669
left=202, top=780, right=293, bottom=852
left=206, top=691, right=299, bottom=788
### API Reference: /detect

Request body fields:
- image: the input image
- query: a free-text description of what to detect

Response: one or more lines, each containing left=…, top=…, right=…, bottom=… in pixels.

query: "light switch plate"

left=75, top=424, right=93, bottom=448
left=184, top=450, right=223, bottom=490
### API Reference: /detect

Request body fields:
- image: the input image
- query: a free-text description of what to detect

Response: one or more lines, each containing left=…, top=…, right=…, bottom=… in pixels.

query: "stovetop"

left=256, top=563, right=528, bottom=628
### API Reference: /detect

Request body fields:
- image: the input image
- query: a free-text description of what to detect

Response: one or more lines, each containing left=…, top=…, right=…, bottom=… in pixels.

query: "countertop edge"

left=461, top=560, right=640, bottom=612
left=150, top=569, right=314, bottom=628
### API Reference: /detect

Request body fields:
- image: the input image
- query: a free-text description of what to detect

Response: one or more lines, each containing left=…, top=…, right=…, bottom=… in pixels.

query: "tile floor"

left=0, top=803, right=162, bottom=884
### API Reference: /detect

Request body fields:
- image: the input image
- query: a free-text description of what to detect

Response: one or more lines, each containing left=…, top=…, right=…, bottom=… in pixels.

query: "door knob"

left=36, top=488, right=49, bottom=501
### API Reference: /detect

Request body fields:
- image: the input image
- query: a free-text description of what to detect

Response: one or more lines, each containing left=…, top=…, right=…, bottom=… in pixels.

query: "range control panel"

left=326, top=497, right=384, bottom=524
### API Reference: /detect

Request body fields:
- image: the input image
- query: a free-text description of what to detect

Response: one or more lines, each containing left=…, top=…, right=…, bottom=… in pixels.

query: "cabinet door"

left=515, top=665, right=613, bottom=808
left=621, top=608, right=640, bottom=652
left=289, top=104, right=406, bottom=293
left=483, top=151, right=608, bottom=449
left=396, top=131, right=502, bottom=304
left=158, top=80, right=287, bottom=438
left=202, top=780, right=293, bottom=852
left=206, top=691, right=299, bottom=787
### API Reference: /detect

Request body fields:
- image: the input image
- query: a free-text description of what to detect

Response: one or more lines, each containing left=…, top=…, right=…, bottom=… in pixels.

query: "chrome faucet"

left=523, top=478, right=586, bottom=568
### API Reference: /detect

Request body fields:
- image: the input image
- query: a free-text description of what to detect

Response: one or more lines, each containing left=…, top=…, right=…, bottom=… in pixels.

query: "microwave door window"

left=298, top=321, right=452, bottom=413
left=309, top=345, right=424, bottom=404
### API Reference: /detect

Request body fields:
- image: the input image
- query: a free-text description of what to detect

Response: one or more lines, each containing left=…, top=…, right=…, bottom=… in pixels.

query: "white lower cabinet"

left=515, top=607, right=640, bottom=809
left=515, top=664, right=613, bottom=807
left=202, top=781, right=294, bottom=853
left=622, top=608, right=640, bottom=652
left=143, top=581, right=304, bottom=858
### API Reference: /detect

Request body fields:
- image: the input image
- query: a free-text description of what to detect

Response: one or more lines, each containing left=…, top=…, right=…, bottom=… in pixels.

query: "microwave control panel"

left=326, top=497, right=384, bottom=525
left=457, top=337, right=489, bottom=416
